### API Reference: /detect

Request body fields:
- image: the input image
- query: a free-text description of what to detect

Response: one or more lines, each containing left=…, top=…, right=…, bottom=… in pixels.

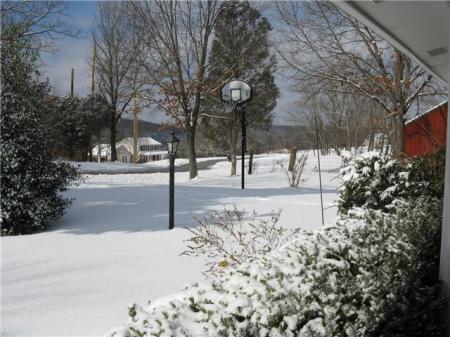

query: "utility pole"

left=70, top=68, right=74, bottom=96
left=90, top=38, right=99, bottom=162
left=313, top=105, right=325, bottom=227
left=132, top=99, right=141, bottom=164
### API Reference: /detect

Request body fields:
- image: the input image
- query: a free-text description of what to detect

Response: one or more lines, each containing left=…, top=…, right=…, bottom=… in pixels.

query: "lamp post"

left=166, top=130, right=180, bottom=230
left=221, top=79, right=252, bottom=189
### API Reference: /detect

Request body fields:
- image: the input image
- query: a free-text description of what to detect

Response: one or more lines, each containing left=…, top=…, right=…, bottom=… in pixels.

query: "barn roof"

left=405, top=101, right=448, bottom=126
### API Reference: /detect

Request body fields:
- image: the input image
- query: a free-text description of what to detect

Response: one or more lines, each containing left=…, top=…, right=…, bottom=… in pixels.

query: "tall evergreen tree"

left=0, top=35, right=78, bottom=235
left=206, top=1, right=279, bottom=175
left=48, top=94, right=110, bottom=161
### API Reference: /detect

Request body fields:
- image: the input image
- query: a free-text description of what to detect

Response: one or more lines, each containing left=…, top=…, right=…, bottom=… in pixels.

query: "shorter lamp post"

left=221, top=79, right=252, bottom=189
left=166, top=130, right=180, bottom=230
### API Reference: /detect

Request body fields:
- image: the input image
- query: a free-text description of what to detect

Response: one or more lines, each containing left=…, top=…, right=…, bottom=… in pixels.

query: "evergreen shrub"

left=1, top=37, right=79, bottom=235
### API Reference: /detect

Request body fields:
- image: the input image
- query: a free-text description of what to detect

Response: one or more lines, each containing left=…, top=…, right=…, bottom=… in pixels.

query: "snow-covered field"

left=1, top=151, right=341, bottom=337
left=71, top=156, right=226, bottom=173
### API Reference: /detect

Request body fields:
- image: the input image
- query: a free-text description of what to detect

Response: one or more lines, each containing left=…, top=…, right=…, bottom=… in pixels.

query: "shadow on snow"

left=53, top=184, right=337, bottom=235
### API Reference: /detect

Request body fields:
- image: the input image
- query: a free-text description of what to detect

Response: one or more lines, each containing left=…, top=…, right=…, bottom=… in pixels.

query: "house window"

left=122, top=156, right=128, bottom=163
left=138, top=143, right=161, bottom=152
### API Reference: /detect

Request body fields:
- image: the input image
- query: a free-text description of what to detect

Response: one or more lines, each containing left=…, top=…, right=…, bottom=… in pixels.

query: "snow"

left=1, top=151, right=341, bottom=337
left=118, top=136, right=162, bottom=148
left=70, top=156, right=226, bottom=173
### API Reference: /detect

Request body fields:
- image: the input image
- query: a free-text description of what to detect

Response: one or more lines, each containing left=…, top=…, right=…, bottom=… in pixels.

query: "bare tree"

left=182, top=206, right=296, bottom=277
left=128, top=1, right=221, bottom=179
left=290, top=82, right=384, bottom=155
left=276, top=1, right=445, bottom=156
left=1, top=1, right=77, bottom=51
left=94, top=2, right=145, bottom=161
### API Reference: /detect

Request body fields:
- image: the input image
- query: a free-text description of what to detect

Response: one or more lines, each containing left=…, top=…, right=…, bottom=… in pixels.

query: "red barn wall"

left=404, top=102, right=448, bottom=156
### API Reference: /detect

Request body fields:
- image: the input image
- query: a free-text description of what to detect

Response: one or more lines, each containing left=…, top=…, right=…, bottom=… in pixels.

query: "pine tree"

left=206, top=1, right=279, bottom=175
left=49, top=94, right=109, bottom=161
left=0, top=34, right=78, bottom=235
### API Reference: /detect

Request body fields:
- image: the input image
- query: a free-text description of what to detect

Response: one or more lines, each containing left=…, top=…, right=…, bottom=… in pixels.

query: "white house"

left=92, top=144, right=111, bottom=162
left=116, top=137, right=168, bottom=163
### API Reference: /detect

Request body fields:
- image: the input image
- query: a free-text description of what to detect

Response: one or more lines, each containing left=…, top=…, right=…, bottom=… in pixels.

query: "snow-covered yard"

left=1, top=152, right=341, bottom=336
left=70, top=156, right=227, bottom=174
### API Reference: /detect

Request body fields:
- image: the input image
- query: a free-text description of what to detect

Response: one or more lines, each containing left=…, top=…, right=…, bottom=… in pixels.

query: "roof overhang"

left=333, top=1, right=450, bottom=84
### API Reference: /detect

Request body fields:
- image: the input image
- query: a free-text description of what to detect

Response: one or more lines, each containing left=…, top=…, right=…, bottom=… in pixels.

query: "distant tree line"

left=276, top=1, right=446, bottom=156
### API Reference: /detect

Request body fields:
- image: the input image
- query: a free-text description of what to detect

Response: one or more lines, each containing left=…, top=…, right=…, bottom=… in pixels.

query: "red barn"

left=404, top=101, right=448, bottom=156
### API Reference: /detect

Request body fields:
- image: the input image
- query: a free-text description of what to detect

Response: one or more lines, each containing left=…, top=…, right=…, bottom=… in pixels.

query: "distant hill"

left=248, top=124, right=313, bottom=153
left=116, top=119, right=184, bottom=143
left=100, top=118, right=309, bottom=154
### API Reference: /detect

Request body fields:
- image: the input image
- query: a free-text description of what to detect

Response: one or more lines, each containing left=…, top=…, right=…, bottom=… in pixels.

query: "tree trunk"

left=368, top=128, right=375, bottom=151
left=345, top=113, right=352, bottom=150
left=248, top=150, right=254, bottom=175
left=97, top=132, right=101, bottom=163
left=186, top=127, right=198, bottom=179
left=110, top=111, right=117, bottom=161
left=288, top=147, right=297, bottom=172
left=392, top=51, right=406, bottom=158
left=88, top=135, right=93, bottom=162
left=384, top=131, right=391, bottom=156
left=392, top=109, right=405, bottom=157
left=379, top=132, right=385, bottom=154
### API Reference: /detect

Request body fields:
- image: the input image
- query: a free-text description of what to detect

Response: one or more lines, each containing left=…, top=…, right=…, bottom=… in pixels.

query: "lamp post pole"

left=166, top=130, right=179, bottom=230
left=169, top=153, right=175, bottom=230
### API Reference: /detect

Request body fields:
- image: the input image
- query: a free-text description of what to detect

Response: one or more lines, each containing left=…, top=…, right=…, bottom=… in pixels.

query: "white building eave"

left=333, top=1, right=449, bottom=83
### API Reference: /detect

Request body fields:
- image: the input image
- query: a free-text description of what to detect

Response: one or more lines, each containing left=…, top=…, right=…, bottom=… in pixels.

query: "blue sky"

left=39, top=1, right=296, bottom=125
left=40, top=2, right=96, bottom=97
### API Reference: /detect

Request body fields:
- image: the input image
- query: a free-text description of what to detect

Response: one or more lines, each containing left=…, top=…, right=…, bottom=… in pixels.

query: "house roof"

left=405, top=101, right=448, bottom=126
left=116, top=137, right=163, bottom=154
left=118, top=137, right=162, bottom=146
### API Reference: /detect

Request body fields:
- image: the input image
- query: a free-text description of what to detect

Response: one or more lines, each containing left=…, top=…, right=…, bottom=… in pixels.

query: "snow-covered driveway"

left=1, top=152, right=341, bottom=336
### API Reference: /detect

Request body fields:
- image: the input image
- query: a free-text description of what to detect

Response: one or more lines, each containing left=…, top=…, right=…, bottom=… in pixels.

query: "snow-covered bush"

left=106, top=196, right=445, bottom=337
left=271, top=159, right=285, bottom=172
left=182, top=207, right=297, bottom=277
left=1, top=36, right=78, bottom=235
left=106, top=151, right=446, bottom=337
left=338, top=150, right=446, bottom=336
left=374, top=197, right=446, bottom=337
left=286, top=153, right=307, bottom=188
left=337, top=151, right=443, bottom=214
